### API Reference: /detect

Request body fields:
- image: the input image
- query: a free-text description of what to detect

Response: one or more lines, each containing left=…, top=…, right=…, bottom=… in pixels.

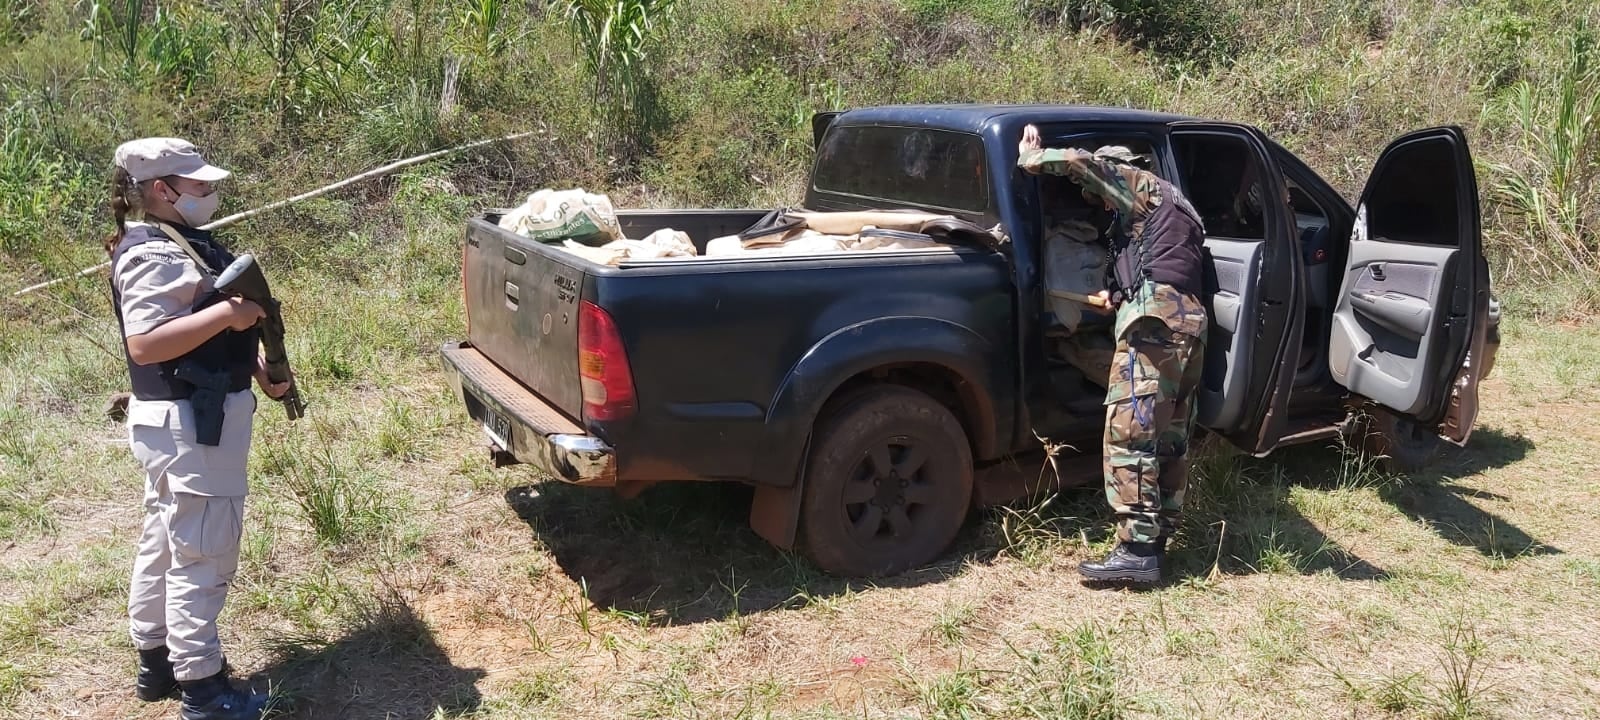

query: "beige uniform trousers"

left=126, top=390, right=255, bottom=682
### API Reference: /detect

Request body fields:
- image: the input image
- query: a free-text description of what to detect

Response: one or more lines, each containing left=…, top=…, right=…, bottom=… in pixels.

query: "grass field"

left=2, top=266, right=1597, bottom=719
left=4, top=0, right=1599, bottom=717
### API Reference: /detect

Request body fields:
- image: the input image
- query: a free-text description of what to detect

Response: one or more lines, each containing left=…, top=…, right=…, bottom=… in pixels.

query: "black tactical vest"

left=1109, top=177, right=1208, bottom=298
left=110, top=223, right=258, bottom=400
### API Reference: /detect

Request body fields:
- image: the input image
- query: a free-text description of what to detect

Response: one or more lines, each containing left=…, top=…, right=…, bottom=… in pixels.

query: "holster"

left=174, top=362, right=229, bottom=447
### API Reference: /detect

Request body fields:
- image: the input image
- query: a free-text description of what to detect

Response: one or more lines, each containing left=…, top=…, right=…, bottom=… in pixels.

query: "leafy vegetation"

left=2, top=1, right=1599, bottom=718
left=0, top=0, right=1595, bottom=310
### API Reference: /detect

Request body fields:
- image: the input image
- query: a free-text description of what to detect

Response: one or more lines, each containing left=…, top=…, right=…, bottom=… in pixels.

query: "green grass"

left=1004, top=623, right=1133, bottom=720
left=910, top=665, right=986, bottom=720
left=932, top=602, right=978, bottom=646
left=4, top=0, right=1600, bottom=718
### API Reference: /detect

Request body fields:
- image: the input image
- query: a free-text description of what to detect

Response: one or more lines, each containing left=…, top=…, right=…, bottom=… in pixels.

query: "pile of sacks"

left=1042, top=219, right=1111, bottom=333
left=705, top=209, right=976, bottom=257
left=497, top=189, right=1002, bottom=266
left=497, top=188, right=698, bottom=266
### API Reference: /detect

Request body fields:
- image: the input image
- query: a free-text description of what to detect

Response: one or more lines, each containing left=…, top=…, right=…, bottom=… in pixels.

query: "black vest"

left=110, top=223, right=258, bottom=400
left=1110, top=178, right=1208, bottom=298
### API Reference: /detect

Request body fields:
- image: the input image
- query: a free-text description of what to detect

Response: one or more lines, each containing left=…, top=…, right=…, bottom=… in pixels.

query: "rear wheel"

left=799, top=386, right=974, bottom=577
left=1357, top=407, right=1441, bottom=473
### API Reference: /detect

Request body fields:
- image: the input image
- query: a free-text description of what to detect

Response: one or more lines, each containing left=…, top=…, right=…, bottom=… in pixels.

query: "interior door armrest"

left=1349, top=290, right=1433, bottom=339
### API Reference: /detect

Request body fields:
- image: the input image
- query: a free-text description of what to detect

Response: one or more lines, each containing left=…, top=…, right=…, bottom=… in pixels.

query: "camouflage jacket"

left=1117, top=279, right=1209, bottom=340
left=1018, top=147, right=1161, bottom=243
left=1019, top=146, right=1210, bottom=306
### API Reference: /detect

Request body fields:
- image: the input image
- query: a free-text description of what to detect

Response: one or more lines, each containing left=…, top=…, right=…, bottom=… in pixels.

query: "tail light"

left=578, top=300, right=635, bottom=422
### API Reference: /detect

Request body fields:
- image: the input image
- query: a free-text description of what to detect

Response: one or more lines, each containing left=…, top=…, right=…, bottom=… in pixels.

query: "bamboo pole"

left=10, top=130, right=540, bottom=298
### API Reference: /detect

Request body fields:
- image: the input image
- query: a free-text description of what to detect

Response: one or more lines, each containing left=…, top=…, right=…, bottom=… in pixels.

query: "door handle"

left=504, top=282, right=520, bottom=310
left=1370, top=264, right=1386, bottom=281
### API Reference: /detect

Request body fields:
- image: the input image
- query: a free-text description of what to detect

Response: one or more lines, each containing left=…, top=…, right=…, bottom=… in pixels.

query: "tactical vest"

left=110, top=223, right=259, bottom=400
left=1108, top=177, right=1207, bottom=299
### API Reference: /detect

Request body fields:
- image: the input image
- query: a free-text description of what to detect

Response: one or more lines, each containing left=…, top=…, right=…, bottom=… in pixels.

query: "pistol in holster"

left=174, top=362, right=231, bottom=447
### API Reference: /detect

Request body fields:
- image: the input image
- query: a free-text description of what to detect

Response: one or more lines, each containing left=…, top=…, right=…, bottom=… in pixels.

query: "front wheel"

left=1355, top=408, right=1441, bottom=474
left=799, top=386, right=974, bottom=577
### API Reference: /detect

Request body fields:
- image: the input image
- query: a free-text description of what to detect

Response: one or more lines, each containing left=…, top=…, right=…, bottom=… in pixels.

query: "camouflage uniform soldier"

left=1018, top=126, right=1209, bottom=584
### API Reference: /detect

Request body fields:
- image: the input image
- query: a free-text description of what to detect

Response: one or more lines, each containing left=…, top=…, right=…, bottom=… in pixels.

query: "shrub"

left=1490, top=20, right=1600, bottom=299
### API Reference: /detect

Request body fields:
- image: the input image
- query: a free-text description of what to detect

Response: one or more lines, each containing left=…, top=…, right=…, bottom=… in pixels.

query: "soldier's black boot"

left=178, top=672, right=269, bottom=720
left=135, top=646, right=178, bottom=701
left=1078, top=541, right=1163, bottom=584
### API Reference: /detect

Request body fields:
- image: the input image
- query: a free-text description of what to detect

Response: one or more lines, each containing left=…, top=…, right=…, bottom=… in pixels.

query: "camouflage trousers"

left=1102, top=317, right=1205, bottom=544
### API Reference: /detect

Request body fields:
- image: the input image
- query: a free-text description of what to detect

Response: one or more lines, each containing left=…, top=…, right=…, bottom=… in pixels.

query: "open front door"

left=1329, top=127, right=1486, bottom=445
left=812, top=112, right=842, bottom=150
left=1169, top=123, right=1303, bottom=454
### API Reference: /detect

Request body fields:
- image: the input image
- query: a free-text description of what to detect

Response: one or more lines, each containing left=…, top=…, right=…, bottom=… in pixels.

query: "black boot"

left=136, top=647, right=178, bottom=701
left=178, top=672, right=269, bottom=720
left=1078, top=541, right=1163, bottom=584
left=142, top=649, right=233, bottom=702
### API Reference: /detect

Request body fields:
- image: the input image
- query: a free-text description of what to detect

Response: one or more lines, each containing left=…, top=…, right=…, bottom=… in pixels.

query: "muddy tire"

left=799, top=386, right=974, bottom=577
left=1358, top=408, right=1441, bottom=474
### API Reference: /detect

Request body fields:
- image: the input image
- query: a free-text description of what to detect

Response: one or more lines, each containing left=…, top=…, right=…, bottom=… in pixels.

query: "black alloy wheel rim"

left=840, top=436, right=939, bottom=545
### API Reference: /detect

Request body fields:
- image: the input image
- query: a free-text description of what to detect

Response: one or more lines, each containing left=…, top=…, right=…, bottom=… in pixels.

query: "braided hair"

left=105, top=165, right=144, bottom=256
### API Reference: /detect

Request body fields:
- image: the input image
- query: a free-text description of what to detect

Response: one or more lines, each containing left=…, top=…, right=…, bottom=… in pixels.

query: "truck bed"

left=458, top=209, right=1012, bottom=485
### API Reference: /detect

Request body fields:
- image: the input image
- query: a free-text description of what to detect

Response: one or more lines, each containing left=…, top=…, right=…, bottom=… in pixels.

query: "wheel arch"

left=748, top=318, right=999, bottom=550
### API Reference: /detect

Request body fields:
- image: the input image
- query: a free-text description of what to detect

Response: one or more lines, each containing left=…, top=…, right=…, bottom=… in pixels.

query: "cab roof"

left=832, top=104, right=1196, bottom=133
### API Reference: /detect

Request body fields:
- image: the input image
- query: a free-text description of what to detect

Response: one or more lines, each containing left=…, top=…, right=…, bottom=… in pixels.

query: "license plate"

left=480, top=405, right=512, bottom=450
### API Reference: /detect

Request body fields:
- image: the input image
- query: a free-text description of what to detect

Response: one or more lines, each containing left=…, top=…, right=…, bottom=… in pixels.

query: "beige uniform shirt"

left=116, top=221, right=255, bottom=497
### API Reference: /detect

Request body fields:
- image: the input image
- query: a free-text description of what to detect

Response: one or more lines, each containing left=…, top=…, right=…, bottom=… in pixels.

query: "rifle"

left=215, top=253, right=306, bottom=420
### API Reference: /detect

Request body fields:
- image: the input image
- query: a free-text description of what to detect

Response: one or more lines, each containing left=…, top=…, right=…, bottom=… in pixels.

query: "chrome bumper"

left=440, top=341, right=616, bottom=485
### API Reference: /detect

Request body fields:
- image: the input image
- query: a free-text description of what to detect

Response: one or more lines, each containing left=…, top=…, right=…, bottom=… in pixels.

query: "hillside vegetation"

left=3, top=1, right=1600, bottom=719
left=2, top=0, right=1599, bottom=307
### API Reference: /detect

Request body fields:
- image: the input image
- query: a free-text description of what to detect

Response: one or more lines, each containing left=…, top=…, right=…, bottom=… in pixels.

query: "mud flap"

left=749, top=435, right=810, bottom=550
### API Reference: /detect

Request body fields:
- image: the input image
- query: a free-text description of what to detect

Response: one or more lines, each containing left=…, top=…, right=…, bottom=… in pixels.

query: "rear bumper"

left=440, top=341, right=616, bottom=486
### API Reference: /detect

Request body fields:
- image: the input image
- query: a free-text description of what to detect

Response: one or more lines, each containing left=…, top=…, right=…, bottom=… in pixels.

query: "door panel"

left=1196, top=238, right=1263, bottom=430
left=1328, top=127, right=1483, bottom=435
left=1329, top=242, right=1457, bottom=415
left=1169, top=123, right=1303, bottom=454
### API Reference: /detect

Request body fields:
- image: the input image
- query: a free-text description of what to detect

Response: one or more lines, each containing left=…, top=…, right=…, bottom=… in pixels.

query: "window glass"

left=1172, top=133, right=1269, bottom=240
left=812, top=126, right=988, bottom=214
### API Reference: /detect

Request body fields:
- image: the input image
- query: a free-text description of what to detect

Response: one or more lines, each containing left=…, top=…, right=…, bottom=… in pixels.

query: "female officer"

left=107, top=138, right=289, bottom=720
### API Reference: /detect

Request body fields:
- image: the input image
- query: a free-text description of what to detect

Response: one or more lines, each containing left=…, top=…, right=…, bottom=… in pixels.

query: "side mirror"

left=812, top=112, right=842, bottom=151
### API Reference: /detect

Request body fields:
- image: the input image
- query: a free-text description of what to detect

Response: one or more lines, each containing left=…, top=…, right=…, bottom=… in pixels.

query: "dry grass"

left=2, top=283, right=1599, bottom=720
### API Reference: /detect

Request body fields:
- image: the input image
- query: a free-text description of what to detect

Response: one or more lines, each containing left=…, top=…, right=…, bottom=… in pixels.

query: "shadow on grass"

left=505, top=482, right=971, bottom=624
left=991, top=443, right=1395, bottom=583
left=254, top=593, right=485, bottom=720
left=1387, top=427, right=1551, bottom=557
left=1253, top=427, right=1551, bottom=558
left=504, top=426, right=1543, bottom=608
left=1182, top=425, right=1549, bottom=574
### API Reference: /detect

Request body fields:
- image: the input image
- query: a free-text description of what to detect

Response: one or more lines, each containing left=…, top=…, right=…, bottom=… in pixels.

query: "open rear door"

left=812, top=112, right=842, bottom=150
left=1169, top=123, right=1303, bottom=455
left=1329, top=127, right=1486, bottom=444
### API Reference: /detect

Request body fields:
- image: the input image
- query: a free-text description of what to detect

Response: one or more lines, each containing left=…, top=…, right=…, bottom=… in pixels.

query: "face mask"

left=163, top=185, right=221, bottom=227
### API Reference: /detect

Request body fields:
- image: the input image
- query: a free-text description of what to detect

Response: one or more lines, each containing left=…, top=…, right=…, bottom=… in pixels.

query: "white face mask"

left=172, top=190, right=221, bottom=227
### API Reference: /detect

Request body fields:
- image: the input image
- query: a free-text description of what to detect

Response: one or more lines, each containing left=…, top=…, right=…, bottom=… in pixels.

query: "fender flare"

left=748, top=317, right=1001, bottom=549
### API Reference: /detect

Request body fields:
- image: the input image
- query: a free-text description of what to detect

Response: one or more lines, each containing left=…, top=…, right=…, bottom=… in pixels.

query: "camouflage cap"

left=1093, top=145, right=1145, bottom=166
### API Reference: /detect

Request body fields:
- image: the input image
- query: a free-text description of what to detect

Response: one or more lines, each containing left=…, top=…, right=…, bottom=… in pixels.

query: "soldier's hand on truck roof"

left=1020, top=124, right=1042, bottom=155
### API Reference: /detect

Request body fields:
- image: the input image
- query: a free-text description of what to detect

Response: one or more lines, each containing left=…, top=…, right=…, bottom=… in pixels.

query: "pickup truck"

left=441, top=104, right=1498, bottom=577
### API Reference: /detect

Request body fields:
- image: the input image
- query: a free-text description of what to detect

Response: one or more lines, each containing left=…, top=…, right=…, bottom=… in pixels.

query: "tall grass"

left=559, top=0, right=673, bottom=108
left=1, top=0, right=1598, bottom=316
left=1492, top=20, right=1600, bottom=304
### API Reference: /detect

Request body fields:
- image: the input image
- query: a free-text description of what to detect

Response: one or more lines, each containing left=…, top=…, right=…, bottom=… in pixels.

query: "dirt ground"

left=2, top=316, right=1597, bottom=720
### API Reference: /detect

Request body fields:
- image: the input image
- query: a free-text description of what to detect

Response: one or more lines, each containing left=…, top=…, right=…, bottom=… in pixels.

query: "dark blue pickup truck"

left=442, top=104, right=1498, bottom=577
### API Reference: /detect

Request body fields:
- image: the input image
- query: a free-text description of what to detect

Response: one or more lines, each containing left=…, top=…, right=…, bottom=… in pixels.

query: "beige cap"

left=114, top=137, right=230, bottom=183
left=1093, top=145, right=1143, bottom=164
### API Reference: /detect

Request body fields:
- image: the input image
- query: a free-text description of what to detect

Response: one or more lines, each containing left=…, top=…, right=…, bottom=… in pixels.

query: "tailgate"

left=463, top=216, right=585, bottom=420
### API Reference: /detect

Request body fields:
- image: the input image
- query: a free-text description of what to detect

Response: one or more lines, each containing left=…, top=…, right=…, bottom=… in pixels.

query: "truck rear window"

left=812, top=126, right=989, bottom=214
